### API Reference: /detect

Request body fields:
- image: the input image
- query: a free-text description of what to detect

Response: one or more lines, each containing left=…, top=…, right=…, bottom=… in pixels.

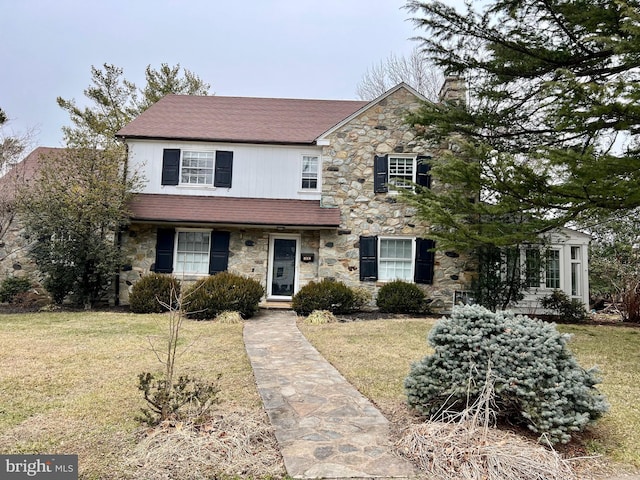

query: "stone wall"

left=319, top=87, right=472, bottom=311
left=0, top=216, right=39, bottom=281
left=119, top=224, right=321, bottom=304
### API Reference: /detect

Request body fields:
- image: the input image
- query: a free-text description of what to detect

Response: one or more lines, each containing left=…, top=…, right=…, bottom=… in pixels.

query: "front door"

left=267, top=235, right=299, bottom=299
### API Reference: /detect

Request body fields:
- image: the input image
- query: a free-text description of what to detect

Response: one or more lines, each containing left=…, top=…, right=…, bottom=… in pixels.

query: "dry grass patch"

left=299, top=317, right=640, bottom=472
left=0, top=311, right=275, bottom=479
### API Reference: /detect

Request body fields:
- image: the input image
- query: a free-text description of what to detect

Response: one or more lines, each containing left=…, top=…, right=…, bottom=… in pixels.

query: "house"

left=114, top=82, right=466, bottom=310
left=1, top=82, right=589, bottom=313
left=115, top=80, right=590, bottom=312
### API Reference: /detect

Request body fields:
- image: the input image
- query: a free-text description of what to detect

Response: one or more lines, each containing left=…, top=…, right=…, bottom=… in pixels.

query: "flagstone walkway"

left=243, top=310, right=416, bottom=479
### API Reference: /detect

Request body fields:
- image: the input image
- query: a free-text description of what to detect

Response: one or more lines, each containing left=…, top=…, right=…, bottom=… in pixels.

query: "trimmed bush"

left=0, top=276, right=32, bottom=303
left=376, top=280, right=426, bottom=314
left=291, top=278, right=356, bottom=316
left=129, top=274, right=181, bottom=314
left=404, top=305, right=608, bottom=444
left=183, top=272, right=263, bottom=320
left=540, top=289, right=588, bottom=323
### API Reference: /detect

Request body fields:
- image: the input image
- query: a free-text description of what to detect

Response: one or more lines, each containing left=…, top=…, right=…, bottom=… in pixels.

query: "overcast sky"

left=1, top=0, right=434, bottom=148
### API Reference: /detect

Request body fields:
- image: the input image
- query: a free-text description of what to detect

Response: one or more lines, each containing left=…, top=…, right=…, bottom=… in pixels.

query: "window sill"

left=175, top=184, right=217, bottom=190
left=297, top=189, right=321, bottom=195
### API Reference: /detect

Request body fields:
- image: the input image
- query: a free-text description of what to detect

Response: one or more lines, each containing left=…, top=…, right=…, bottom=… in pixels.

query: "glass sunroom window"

left=175, top=231, right=210, bottom=274
left=546, top=249, right=560, bottom=289
left=379, top=238, right=413, bottom=281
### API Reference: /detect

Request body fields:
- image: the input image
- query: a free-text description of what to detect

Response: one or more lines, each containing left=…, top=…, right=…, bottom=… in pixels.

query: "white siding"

left=127, top=139, right=323, bottom=200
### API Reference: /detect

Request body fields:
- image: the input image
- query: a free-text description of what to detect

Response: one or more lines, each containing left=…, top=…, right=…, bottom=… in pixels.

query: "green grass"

left=299, top=318, right=640, bottom=468
left=0, top=311, right=259, bottom=479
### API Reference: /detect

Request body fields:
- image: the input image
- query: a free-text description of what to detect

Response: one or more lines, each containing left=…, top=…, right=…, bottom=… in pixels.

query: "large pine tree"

left=403, top=0, right=640, bottom=250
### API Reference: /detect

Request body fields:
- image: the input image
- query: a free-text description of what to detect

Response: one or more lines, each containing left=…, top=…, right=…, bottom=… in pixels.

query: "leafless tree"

left=356, top=48, right=444, bottom=101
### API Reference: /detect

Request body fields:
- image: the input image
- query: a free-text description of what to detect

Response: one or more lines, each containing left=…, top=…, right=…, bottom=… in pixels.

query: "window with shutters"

left=360, top=236, right=435, bottom=284
left=374, top=154, right=431, bottom=193
left=175, top=230, right=211, bottom=274
left=379, top=238, right=414, bottom=281
left=301, top=155, right=319, bottom=190
left=161, top=149, right=233, bottom=187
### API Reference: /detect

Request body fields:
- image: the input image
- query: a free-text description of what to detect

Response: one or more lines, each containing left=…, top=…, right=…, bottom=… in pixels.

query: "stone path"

left=243, top=310, right=416, bottom=479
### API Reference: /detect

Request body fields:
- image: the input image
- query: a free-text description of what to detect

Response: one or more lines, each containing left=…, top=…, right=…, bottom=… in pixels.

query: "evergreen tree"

left=403, top=0, right=640, bottom=250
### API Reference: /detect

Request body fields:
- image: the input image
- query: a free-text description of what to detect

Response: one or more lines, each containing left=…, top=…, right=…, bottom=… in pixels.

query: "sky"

left=1, top=0, right=431, bottom=148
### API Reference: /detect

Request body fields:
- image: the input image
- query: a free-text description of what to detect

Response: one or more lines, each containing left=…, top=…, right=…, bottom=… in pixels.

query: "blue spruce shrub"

left=404, top=304, right=608, bottom=444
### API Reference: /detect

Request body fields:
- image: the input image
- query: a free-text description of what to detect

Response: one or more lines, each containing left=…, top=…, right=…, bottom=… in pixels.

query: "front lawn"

left=0, top=311, right=262, bottom=479
left=299, top=318, right=640, bottom=469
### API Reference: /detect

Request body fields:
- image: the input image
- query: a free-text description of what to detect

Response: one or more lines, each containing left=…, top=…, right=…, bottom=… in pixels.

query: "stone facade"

left=317, top=87, right=471, bottom=310
left=0, top=216, right=38, bottom=280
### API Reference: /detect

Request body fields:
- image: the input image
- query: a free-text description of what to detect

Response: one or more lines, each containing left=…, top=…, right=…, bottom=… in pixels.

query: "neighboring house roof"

left=116, top=95, right=368, bottom=145
left=128, top=193, right=341, bottom=228
left=0, top=147, right=66, bottom=201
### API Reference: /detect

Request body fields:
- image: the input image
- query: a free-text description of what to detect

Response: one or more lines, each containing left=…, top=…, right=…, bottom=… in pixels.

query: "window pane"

left=181, top=151, right=214, bottom=185
left=525, top=249, right=541, bottom=288
left=545, top=250, right=560, bottom=289
left=571, top=262, right=580, bottom=296
left=175, top=231, right=210, bottom=274
left=388, top=157, right=414, bottom=189
left=301, top=156, right=319, bottom=190
left=379, top=238, right=413, bottom=281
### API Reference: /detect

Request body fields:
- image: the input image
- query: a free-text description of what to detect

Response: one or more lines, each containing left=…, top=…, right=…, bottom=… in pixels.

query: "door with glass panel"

left=268, top=236, right=299, bottom=299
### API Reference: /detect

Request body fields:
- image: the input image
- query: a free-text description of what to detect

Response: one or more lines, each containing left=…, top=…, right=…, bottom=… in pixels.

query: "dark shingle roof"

left=117, top=95, right=368, bottom=145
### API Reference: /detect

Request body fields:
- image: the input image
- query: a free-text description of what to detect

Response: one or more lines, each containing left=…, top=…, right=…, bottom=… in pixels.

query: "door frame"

left=267, top=234, right=301, bottom=300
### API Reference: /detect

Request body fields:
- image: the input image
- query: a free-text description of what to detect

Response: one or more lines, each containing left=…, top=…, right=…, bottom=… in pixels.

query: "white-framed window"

left=379, top=237, right=414, bottom=281
left=175, top=230, right=211, bottom=274
left=181, top=151, right=214, bottom=185
left=545, top=249, right=561, bottom=289
left=571, top=246, right=581, bottom=296
left=388, top=156, right=415, bottom=190
left=524, top=248, right=541, bottom=288
left=301, top=155, right=319, bottom=190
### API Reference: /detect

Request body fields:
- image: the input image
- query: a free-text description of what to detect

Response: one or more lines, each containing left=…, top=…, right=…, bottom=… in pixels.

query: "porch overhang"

left=127, top=194, right=341, bottom=229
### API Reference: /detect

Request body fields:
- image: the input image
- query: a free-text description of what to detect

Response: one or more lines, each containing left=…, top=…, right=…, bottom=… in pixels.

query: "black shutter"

left=415, top=238, right=435, bottom=284
left=359, top=236, right=378, bottom=281
left=416, top=156, right=432, bottom=189
left=161, top=149, right=180, bottom=186
left=214, top=151, right=233, bottom=188
left=374, top=155, right=388, bottom=193
left=209, top=231, right=230, bottom=275
left=154, top=228, right=175, bottom=273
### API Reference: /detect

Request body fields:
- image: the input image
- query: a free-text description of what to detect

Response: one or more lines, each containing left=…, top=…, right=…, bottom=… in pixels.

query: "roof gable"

left=116, top=95, right=368, bottom=145
left=316, top=83, right=428, bottom=144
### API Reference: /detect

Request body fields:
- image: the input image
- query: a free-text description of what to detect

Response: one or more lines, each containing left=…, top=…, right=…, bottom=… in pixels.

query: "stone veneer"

left=119, top=224, right=321, bottom=304
left=318, top=87, right=472, bottom=311
left=0, top=217, right=39, bottom=280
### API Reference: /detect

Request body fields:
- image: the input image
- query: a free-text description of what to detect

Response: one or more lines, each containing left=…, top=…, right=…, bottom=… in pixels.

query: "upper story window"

left=374, top=154, right=431, bottom=193
left=181, top=151, right=214, bottom=185
left=161, top=148, right=233, bottom=188
left=301, top=155, right=319, bottom=190
left=388, top=156, right=415, bottom=189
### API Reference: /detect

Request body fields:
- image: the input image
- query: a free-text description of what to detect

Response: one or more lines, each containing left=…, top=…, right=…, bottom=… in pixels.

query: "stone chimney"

left=438, top=75, right=466, bottom=104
